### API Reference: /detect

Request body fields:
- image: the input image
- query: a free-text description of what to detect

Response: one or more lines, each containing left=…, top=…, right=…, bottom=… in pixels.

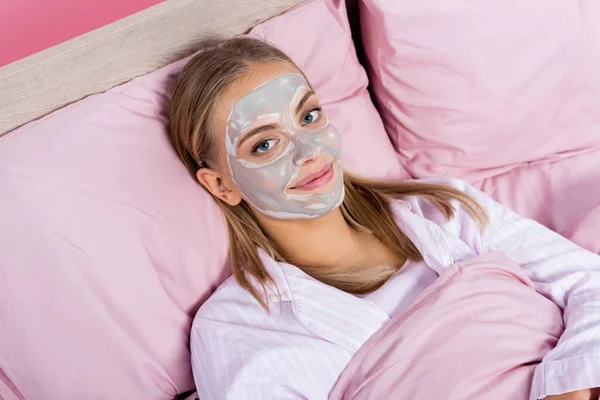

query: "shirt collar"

left=253, top=199, right=453, bottom=352
left=257, top=248, right=390, bottom=352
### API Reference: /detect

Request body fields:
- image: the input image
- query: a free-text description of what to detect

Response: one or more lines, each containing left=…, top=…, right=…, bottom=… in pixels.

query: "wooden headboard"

left=0, top=0, right=306, bottom=136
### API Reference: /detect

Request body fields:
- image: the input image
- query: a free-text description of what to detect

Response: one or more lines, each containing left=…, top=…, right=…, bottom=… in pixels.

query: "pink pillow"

left=360, top=0, right=600, bottom=181
left=0, top=1, right=404, bottom=398
left=0, top=65, right=229, bottom=400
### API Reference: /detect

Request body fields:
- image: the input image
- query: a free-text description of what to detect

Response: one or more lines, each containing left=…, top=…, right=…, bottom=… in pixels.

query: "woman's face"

left=199, top=62, right=344, bottom=220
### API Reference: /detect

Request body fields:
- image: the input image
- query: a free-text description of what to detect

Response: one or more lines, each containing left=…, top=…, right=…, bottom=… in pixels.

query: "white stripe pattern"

left=191, top=177, right=600, bottom=399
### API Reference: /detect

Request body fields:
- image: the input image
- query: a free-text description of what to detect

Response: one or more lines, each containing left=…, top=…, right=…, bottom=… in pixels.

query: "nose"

left=292, top=136, right=322, bottom=166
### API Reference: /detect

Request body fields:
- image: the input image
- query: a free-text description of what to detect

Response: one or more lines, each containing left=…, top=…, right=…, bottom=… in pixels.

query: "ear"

left=196, top=168, right=243, bottom=206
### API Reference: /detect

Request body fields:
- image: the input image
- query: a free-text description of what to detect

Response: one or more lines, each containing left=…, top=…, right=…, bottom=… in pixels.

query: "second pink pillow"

left=360, top=0, right=600, bottom=181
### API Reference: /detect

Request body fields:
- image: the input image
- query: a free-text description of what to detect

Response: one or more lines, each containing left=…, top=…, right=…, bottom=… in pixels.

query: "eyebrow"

left=294, top=89, right=316, bottom=115
left=238, top=123, right=279, bottom=148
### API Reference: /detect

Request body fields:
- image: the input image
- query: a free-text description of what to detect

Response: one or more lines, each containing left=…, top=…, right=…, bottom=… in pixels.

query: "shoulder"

left=400, top=176, right=517, bottom=228
left=193, top=274, right=262, bottom=323
left=191, top=273, right=284, bottom=342
left=396, top=177, right=478, bottom=223
left=190, top=251, right=308, bottom=348
left=193, top=248, right=290, bottom=319
left=189, top=255, right=334, bottom=398
left=192, top=276, right=258, bottom=329
left=393, top=177, right=523, bottom=254
left=392, top=177, right=495, bottom=256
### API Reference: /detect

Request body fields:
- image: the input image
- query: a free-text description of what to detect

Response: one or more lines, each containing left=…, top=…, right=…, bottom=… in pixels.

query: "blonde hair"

left=169, top=37, right=487, bottom=310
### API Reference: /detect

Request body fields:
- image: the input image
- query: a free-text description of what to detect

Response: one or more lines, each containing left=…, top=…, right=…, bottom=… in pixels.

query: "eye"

left=301, top=107, right=322, bottom=126
left=252, top=139, right=278, bottom=154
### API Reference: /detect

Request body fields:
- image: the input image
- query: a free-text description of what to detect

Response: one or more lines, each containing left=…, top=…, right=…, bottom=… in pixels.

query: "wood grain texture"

left=0, top=0, right=303, bottom=136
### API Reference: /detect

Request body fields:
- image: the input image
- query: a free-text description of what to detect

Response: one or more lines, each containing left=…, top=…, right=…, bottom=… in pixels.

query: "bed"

left=1, top=0, right=599, bottom=398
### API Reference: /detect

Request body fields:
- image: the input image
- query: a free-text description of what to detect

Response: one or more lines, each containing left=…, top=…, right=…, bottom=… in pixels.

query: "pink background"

left=0, top=0, right=165, bottom=67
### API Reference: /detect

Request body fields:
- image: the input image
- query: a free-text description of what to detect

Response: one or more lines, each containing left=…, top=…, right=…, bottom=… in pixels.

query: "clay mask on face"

left=225, top=73, right=344, bottom=220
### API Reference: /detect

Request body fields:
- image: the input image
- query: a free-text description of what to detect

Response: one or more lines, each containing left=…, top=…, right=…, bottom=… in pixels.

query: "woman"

left=168, top=37, right=600, bottom=399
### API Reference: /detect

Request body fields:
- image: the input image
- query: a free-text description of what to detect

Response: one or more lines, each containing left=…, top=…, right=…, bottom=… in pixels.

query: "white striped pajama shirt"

left=190, top=178, right=600, bottom=399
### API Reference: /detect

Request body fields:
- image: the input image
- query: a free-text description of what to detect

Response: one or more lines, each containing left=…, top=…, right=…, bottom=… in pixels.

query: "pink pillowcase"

left=0, top=0, right=404, bottom=398
left=360, top=0, right=600, bottom=182
left=0, top=64, right=228, bottom=399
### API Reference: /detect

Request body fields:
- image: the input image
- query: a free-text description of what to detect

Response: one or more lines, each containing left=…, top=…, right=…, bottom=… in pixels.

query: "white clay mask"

left=225, top=73, right=344, bottom=220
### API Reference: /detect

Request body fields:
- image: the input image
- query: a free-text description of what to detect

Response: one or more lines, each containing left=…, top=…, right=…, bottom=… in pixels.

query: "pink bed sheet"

left=329, top=251, right=563, bottom=400
left=473, top=149, right=600, bottom=255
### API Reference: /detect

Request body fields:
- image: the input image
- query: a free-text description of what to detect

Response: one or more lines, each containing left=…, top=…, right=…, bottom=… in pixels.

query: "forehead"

left=227, top=73, right=310, bottom=132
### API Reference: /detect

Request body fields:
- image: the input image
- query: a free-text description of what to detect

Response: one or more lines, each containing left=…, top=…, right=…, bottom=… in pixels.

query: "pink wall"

left=0, top=0, right=165, bottom=67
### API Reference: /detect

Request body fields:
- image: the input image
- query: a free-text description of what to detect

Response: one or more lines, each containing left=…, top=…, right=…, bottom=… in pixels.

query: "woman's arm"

left=444, top=178, right=600, bottom=400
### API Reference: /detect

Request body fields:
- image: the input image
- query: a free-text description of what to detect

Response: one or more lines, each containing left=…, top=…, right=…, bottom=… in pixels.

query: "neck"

left=257, top=208, right=367, bottom=269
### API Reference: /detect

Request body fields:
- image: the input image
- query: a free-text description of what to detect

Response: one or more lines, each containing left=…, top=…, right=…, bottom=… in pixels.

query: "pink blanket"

left=329, top=252, right=564, bottom=400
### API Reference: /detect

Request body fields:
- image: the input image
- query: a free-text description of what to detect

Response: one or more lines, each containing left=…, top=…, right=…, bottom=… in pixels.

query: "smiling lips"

left=289, top=163, right=335, bottom=191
